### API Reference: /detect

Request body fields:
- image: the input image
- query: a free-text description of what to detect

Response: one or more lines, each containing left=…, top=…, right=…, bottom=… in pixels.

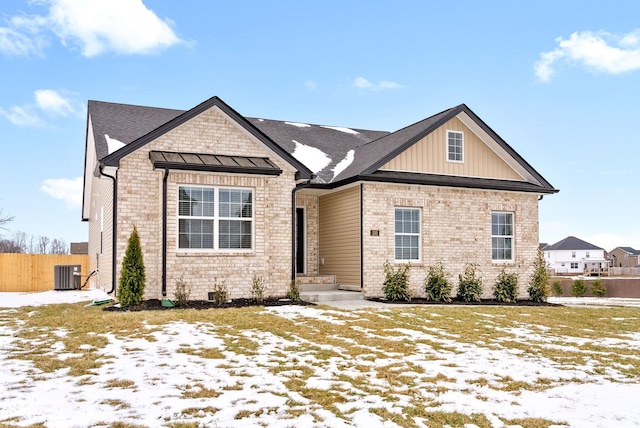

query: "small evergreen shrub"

left=493, top=267, right=518, bottom=303
left=590, top=280, right=606, bottom=297
left=424, top=262, right=452, bottom=303
left=551, top=280, right=564, bottom=297
left=528, top=249, right=550, bottom=302
left=570, top=279, right=587, bottom=297
left=174, top=277, right=190, bottom=307
left=457, top=263, right=483, bottom=302
left=118, top=226, right=146, bottom=307
left=251, top=275, right=267, bottom=303
left=211, top=280, right=228, bottom=305
left=287, top=279, right=301, bottom=301
left=382, top=261, right=411, bottom=301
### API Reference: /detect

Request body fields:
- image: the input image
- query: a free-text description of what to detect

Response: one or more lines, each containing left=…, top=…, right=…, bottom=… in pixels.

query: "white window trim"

left=491, top=211, right=514, bottom=263
left=176, top=184, right=254, bottom=253
left=446, top=130, right=464, bottom=163
left=394, top=207, right=421, bottom=263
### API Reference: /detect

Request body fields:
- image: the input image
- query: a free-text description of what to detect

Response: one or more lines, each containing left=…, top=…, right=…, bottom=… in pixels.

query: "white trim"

left=394, top=206, right=422, bottom=263
left=176, top=184, right=255, bottom=253
left=491, top=211, right=514, bottom=263
left=446, top=129, right=464, bottom=163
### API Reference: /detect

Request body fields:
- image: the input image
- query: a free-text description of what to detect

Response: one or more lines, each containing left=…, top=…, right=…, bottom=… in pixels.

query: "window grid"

left=447, top=130, right=463, bottom=162
left=395, top=208, right=420, bottom=261
left=178, top=186, right=253, bottom=251
left=491, top=212, right=513, bottom=261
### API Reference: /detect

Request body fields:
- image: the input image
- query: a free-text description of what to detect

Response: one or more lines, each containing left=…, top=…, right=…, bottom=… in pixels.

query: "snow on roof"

left=291, top=140, right=331, bottom=174
left=331, top=149, right=355, bottom=182
left=284, top=121, right=311, bottom=128
left=105, top=134, right=125, bottom=154
left=320, top=125, right=359, bottom=135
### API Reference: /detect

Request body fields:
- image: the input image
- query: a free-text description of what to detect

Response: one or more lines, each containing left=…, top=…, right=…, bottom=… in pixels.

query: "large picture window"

left=491, top=212, right=513, bottom=261
left=395, top=208, right=420, bottom=261
left=178, top=186, right=253, bottom=250
left=447, top=130, right=463, bottom=162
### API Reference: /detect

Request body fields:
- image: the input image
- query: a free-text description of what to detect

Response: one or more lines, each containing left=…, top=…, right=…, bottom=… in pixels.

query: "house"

left=543, top=236, right=608, bottom=275
left=609, top=247, right=640, bottom=268
left=82, top=96, right=558, bottom=300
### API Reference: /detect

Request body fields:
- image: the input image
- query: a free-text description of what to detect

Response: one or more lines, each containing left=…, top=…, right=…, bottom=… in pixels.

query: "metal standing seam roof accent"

left=149, top=150, right=282, bottom=175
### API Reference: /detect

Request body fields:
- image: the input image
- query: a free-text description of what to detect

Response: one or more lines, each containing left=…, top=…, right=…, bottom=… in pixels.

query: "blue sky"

left=1, top=0, right=639, bottom=251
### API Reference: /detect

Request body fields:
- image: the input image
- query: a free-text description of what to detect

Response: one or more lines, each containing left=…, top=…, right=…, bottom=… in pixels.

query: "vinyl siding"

left=319, top=186, right=361, bottom=286
left=381, top=117, right=523, bottom=180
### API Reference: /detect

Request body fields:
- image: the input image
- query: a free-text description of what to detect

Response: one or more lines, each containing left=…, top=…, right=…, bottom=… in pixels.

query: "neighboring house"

left=82, top=96, right=558, bottom=300
left=543, top=236, right=608, bottom=275
left=609, top=247, right=640, bottom=268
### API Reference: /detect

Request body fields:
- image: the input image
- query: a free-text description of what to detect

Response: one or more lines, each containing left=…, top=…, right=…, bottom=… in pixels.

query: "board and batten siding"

left=319, top=186, right=361, bottom=287
left=381, top=117, right=523, bottom=181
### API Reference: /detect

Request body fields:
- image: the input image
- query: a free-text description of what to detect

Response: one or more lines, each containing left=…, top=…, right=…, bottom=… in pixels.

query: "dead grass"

left=2, top=301, right=638, bottom=427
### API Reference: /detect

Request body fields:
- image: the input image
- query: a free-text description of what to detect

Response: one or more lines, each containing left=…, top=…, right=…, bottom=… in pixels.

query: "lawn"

left=0, top=297, right=639, bottom=427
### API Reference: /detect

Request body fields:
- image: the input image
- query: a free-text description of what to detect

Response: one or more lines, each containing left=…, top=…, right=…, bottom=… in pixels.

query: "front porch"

left=296, top=274, right=363, bottom=303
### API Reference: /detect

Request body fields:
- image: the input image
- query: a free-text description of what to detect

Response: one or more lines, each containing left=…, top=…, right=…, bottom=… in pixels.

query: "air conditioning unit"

left=54, top=265, right=81, bottom=290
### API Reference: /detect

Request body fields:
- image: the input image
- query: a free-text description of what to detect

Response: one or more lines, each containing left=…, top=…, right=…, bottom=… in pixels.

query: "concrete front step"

left=296, top=275, right=336, bottom=285
left=300, top=283, right=340, bottom=292
left=300, top=289, right=364, bottom=303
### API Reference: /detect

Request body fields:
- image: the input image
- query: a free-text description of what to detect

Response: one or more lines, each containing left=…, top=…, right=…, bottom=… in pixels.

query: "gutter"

left=99, top=165, right=118, bottom=295
left=162, top=168, right=169, bottom=297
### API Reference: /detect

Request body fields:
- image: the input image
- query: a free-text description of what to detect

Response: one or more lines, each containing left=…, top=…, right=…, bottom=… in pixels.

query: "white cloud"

left=0, top=105, right=44, bottom=127
left=35, top=89, right=83, bottom=116
left=535, top=30, right=640, bottom=82
left=41, top=177, right=83, bottom=209
left=0, top=0, right=181, bottom=57
left=353, top=76, right=404, bottom=91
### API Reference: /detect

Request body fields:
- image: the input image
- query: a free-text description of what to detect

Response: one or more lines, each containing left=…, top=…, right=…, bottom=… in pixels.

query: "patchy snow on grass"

left=331, top=149, right=354, bottom=181
left=0, top=289, right=110, bottom=308
left=1, top=293, right=640, bottom=427
left=291, top=139, right=331, bottom=173
left=105, top=134, right=125, bottom=154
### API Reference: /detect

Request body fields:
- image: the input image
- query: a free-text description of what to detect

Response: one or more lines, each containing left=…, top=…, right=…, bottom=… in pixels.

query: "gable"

left=380, top=116, right=523, bottom=181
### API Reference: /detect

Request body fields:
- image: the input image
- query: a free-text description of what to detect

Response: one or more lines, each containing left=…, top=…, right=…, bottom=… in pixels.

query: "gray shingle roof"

left=87, top=97, right=557, bottom=194
left=617, top=247, right=640, bottom=255
left=545, top=236, right=603, bottom=251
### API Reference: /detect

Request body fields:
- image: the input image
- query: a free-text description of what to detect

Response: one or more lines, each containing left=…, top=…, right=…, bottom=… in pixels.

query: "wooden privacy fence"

left=0, top=254, right=89, bottom=292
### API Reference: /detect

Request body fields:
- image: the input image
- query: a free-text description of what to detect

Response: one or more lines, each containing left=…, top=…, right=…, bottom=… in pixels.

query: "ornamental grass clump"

left=424, top=261, right=452, bottom=303
left=287, top=279, right=301, bottom=301
left=382, top=261, right=411, bottom=301
left=251, top=275, right=267, bottom=303
left=528, top=249, right=550, bottom=302
left=457, top=263, right=483, bottom=302
left=118, top=226, right=146, bottom=307
left=493, top=267, right=518, bottom=303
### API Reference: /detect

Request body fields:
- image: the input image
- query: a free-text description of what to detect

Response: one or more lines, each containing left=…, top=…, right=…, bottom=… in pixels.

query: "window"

left=572, top=251, right=576, bottom=258
left=491, top=212, right=513, bottom=261
left=395, top=208, right=420, bottom=261
left=571, top=262, right=579, bottom=269
left=178, top=186, right=253, bottom=250
left=585, top=251, right=590, bottom=258
left=447, top=130, right=463, bottom=162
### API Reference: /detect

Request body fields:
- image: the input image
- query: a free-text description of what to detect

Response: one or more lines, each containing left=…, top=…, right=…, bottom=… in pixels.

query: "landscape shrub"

left=211, top=280, right=228, bottom=305
left=174, top=277, right=190, bottom=307
left=457, top=263, right=483, bottom=302
left=590, top=279, right=607, bottom=297
left=493, top=267, right=518, bottom=303
left=251, top=275, right=267, bottom=303
left=570, top=279, right=587, bottom=297
left=118, top=226, right=146, bottom=307
left=382, top=261, right=411, bottom=301
left=425, top=262, right=452, bottom=302
left=551, top=280, right=564, bottom=297
left=527, top=249, right=550, bottom=302
left=287, top=279, right=301, bottom=301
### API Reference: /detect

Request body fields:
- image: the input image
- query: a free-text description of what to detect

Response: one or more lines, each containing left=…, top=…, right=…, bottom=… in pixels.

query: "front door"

left=296, top=207, right=305, bottom=274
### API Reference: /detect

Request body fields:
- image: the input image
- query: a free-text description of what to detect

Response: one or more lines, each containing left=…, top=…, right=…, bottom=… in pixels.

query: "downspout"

left=99, top=165, right=118, bottom=295
left=360, top=183, right=364, bottom=289
left=162, top=168, right=169, bottom=297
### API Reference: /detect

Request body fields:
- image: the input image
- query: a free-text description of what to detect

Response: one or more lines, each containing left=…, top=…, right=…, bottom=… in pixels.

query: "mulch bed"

left=103, top=298, right=313, bottom=312
left=367, top=297, right=562, bottom=307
